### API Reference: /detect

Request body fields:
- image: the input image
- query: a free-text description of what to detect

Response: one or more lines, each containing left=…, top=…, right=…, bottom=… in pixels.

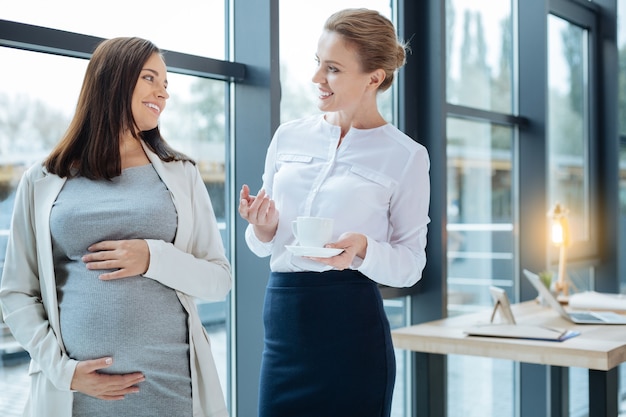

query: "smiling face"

left=312, top=30, right=377, bottom=114
left=131, top=52, right=169, bottom=132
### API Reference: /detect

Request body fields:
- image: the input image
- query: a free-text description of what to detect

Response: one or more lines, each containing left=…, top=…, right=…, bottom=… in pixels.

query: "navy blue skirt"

left=258, top=270, right=395, bottom=417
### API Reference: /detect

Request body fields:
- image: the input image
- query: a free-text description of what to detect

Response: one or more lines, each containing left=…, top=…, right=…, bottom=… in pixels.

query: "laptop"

left=523, top=269, right=626, bottom=324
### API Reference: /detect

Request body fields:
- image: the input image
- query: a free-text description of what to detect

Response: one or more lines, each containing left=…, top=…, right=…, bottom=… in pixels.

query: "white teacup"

left=291, top=216, right=334, bottom=248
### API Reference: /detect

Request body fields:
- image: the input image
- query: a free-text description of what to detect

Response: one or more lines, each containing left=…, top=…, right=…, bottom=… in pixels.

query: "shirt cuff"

left=245, top=225, right=274, bottom=257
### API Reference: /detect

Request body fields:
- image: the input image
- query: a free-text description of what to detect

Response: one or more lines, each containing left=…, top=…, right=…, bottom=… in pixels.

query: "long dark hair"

left=45, top=37, right=192, bottom=179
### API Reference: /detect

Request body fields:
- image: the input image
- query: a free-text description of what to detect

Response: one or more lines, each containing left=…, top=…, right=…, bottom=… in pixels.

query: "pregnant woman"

left=0, top=37, right=231, bottom=417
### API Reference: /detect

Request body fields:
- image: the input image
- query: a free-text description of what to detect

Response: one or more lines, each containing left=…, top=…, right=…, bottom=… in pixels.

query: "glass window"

left=446, top=0, right=514, bottom=113
left=445, top=2, right=516, bottom=416
left=160, top=75, right=227, bottom=222
left=617, top=0, right=626, bottom=411
left=547, top=15, right=591, bottom=249
left=446, top=118, right=515, bottom=314
left=0, top=48, right=84, bottom=263
left=448, top=356, right=514, bottom=416
left=548, top=8, right=609, bottom=416
left=618, top=0, right=626, bottom=292
left=619, top=0, right=626, bottom=137
left=384, top=298, right=411, bottom=417
left=446, top=117, right=515, bottom=416
left=0, top=48, right=87, bottom=413
left=2, top=0, right=225, bottom=59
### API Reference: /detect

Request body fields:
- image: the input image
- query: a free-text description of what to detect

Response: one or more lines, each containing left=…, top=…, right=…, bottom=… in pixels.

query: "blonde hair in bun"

left=324, top=8, right=408, bottom=92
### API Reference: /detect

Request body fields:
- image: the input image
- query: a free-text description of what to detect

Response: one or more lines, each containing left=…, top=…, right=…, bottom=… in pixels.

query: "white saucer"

left=285, top=245, right=344, bottom=258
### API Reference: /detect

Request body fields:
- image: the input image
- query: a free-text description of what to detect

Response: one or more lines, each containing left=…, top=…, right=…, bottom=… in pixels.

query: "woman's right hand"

left=70, top=357, right=145, bottom=400
left=238, top=184, right=279, bottom=242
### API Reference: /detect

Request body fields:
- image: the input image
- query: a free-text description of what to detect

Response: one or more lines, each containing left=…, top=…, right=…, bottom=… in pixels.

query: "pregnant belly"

left=58, top=267, right=188, bottom=373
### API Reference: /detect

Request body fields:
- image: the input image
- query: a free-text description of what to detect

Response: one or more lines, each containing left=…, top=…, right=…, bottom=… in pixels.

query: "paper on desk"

left=464, top=324, right=580, bottom=342
left=569, top=291, right=626, bottom=311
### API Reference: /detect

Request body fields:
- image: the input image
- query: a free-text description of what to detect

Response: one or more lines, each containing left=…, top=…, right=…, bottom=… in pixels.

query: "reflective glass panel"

left=618, top=0, right=626, bottom=409
left=0, top=48, right=87, bottom=413
left=384, top=298, right=411, bottom=417
left=448, top=356, right=514, bottom=416
left=446, top=117, right=515, bottom=416
left=2, top=0, right=225, bottom=59
left=547, top=15, right=590, bottom=245
left=446, top=0, right=514, bottom=113
left=618, top=0, right=626, bottom=293
left=620, top=0, right=626, bottom=136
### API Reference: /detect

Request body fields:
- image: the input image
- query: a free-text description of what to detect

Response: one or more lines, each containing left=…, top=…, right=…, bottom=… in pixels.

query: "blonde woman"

left=239, top=8, right=430, bottom=417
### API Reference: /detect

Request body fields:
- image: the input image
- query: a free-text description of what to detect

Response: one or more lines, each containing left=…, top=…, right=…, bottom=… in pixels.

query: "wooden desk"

left=392, top=301, right=626, bottom=417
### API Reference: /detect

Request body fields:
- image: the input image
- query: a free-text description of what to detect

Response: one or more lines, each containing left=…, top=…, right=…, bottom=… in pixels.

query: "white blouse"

left=245, top=114, right=430, bottom=287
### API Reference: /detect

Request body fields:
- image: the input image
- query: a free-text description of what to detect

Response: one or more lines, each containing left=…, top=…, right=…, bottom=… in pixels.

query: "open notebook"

left=523, top=269, right=626, bottom=325
left=464, top=323, right=579, bottom=341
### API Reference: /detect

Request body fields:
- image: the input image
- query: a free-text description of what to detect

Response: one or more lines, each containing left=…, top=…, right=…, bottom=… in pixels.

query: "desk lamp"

left=548, top=203, right=570, bottom=298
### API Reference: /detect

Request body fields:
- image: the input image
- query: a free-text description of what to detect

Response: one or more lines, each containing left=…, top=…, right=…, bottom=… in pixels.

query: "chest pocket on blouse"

left=348, top=165, right=396, bottom=208
left=274, top=154, right=317, bottom=193
left=277, top=154, right=313, bottom=164
left=350, top=165, right=394, bottom=188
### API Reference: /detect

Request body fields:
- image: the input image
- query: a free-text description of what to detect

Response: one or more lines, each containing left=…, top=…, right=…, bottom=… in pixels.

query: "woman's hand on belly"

left=82, top=239, right=150, bottom=280
left=71, top=357, right=145, bottom=400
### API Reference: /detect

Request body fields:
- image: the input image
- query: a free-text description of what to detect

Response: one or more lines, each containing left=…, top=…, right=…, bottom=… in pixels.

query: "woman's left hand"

left=307, top=232, right=367, bottom=270
left=82, top=239, right=150, bottom=280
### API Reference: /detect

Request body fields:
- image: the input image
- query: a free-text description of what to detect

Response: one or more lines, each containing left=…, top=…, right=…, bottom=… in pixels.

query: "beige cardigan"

left=0, top=144, right=232, bottom=417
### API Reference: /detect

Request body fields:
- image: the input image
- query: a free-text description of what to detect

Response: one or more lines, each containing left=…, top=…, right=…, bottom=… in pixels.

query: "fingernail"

left=105, top=358, right=113, bottom=365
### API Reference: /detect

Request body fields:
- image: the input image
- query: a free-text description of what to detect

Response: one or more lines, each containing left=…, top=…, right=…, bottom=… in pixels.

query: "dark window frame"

left=0, top=19, right=246, bottom=81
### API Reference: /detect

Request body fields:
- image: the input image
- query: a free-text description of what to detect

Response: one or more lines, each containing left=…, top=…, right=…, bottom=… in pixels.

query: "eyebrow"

left=316, top=56, right=344, bottom=68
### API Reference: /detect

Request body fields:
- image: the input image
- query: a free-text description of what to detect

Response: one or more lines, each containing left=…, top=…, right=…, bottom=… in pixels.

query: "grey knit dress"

left=50, top=163, right=192, bottom=417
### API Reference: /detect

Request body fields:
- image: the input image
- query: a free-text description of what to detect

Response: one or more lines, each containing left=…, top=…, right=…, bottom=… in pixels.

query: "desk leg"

left=588, top=368, right=618, bottom=417
left=521, top=363, right=549, bottom=417
left=413, top=352, right=445, bottom=417
left=549, top=366, right=568, bottom=416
